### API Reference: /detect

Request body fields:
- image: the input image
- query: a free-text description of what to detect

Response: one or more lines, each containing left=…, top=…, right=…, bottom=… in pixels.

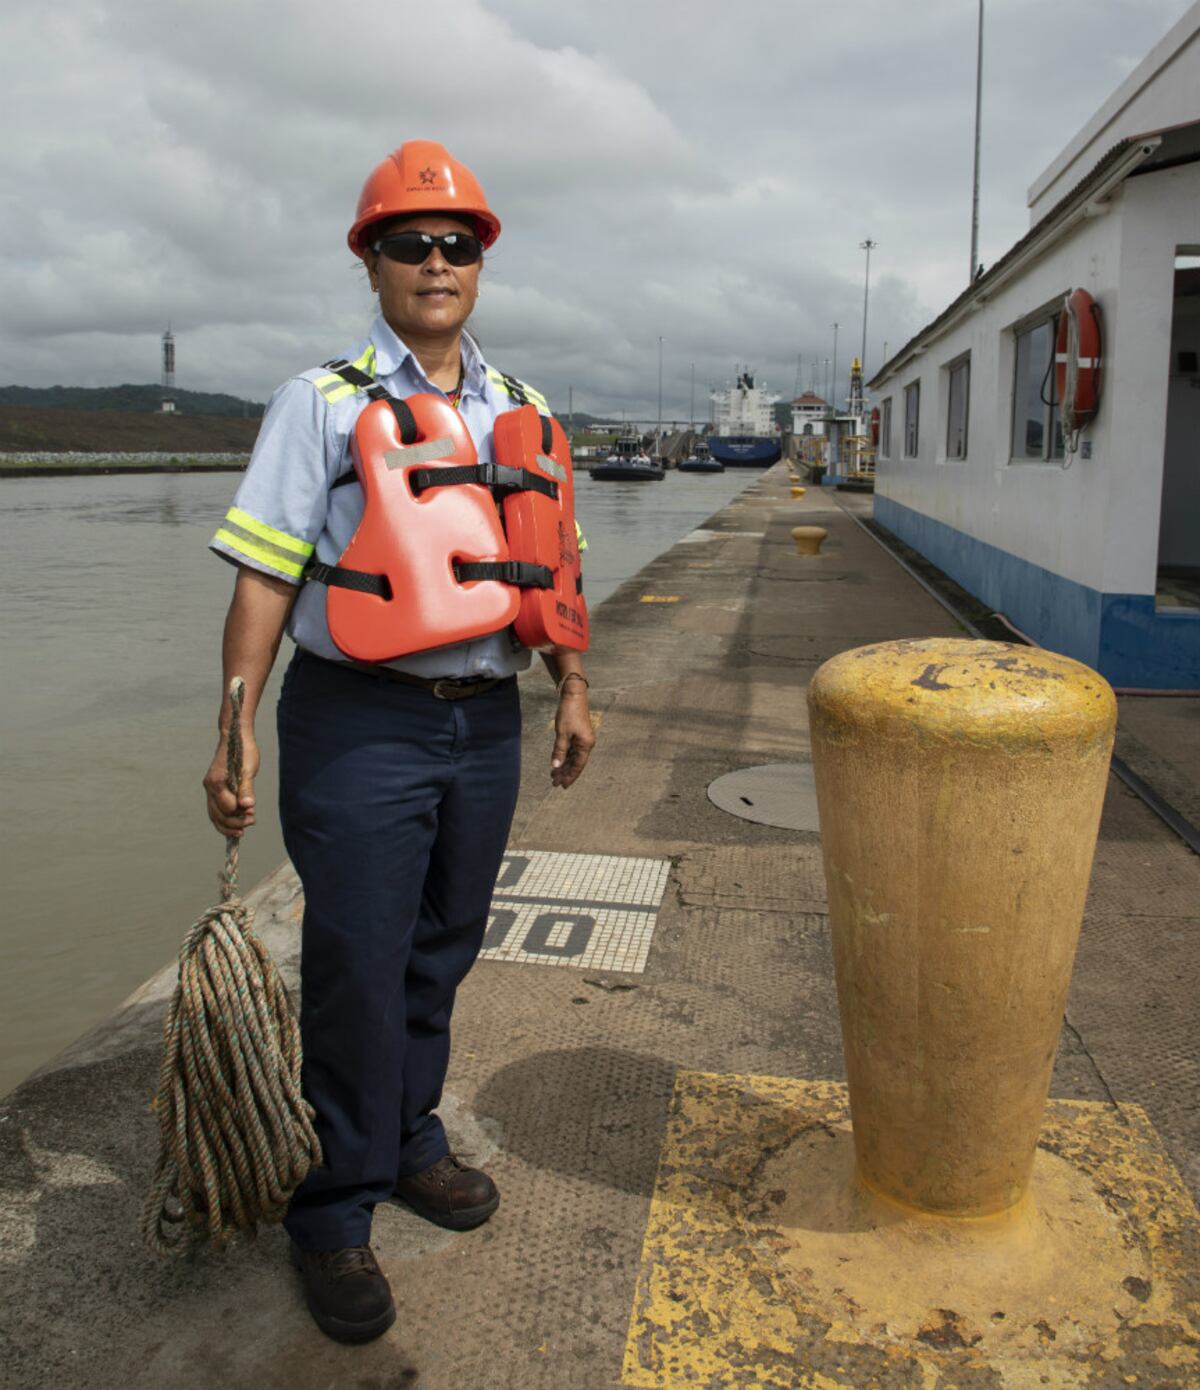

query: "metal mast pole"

left=690, top=361, right=695, bottom=431
left=970, top=0, right=984, bottom=283
left=859, top=239, right=877, bottom=381
left=657, top=336, right=664, bottom=459
left=832, top=323, right=839, bottom=412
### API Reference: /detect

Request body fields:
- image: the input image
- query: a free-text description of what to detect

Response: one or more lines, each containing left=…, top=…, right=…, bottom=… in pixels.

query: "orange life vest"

left=306, top=382, right=587, bottom=662
left=494, top=406, right=588, bottom=653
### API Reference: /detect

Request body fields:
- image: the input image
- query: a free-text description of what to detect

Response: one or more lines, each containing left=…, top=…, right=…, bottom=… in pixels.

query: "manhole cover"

left=706, top=761, right=820, bottom=831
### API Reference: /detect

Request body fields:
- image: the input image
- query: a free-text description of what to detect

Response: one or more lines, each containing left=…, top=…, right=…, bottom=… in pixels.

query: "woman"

left=203, top=140, right=594, bottom=1344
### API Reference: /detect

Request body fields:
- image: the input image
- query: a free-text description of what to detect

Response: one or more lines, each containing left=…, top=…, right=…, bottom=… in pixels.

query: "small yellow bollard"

left=808, top=638, right=1116, bottom=1216
left=790, top=525, right=826, bottom=556
left=790, top=486, right=806, bottom=498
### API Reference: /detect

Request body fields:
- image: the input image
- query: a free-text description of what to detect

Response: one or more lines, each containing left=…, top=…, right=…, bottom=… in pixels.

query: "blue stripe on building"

left=874, top=495, right=1200, bottom=690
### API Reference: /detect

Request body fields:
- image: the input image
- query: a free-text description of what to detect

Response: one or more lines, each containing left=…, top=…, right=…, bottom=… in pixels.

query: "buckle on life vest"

left=453, top=560, right=554, bottom=588
left=408, top=461, right=559, bottom=501
left=476, top=462, right=559, bottom=499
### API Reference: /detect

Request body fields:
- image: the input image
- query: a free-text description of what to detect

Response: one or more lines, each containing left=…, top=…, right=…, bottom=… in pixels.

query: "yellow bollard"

left=790, top=485, right=806, bottom=498
left=808, top=638, right=1116, bottom=1216
left=790, top=525, right=826, bottom=556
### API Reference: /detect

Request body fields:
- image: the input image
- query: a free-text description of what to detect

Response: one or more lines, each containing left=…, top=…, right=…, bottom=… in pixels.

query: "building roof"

left=868, top=119, right=1200, bottom=391
left=792, top=392, right=828, bottom=407
left=1027, top=1, right=1200, bottom=212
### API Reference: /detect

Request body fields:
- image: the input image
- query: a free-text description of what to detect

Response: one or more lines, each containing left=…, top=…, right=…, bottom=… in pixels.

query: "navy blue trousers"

left=277, top=652, right=521, bottom=1249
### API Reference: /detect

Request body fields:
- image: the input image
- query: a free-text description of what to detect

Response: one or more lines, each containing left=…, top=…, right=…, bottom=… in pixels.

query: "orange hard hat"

left=348, top=140, right=501, bottom=258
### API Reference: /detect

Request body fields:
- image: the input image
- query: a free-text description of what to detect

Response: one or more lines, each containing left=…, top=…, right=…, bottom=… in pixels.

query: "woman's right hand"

left=203, top=732, right=261, bottom=838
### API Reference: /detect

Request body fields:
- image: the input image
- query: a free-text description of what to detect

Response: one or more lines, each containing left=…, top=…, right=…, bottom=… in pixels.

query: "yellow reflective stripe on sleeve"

left=312, top=377, right=358, bottom=403
left=225, top=506, right=314, bottom=558
left=214, top=529, right=307, bottom=580
left=354, top=344, right=377, bottom=374
left=575, top=519, right=588, bottom=553
left=525, top=384, right=550, bottom=414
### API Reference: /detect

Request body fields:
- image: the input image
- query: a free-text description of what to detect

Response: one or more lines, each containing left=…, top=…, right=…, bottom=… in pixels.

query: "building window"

left=880, top=397, right=892, bottom=457
left=1012, top=314, right=1064, bottom=460
left=904, top=381, right=920, bottom=456
left=946, top=357, right=970, bottom=459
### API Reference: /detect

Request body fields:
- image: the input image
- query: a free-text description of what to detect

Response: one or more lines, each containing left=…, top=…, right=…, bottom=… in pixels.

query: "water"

left=0, top=466, right=759, bottom=1095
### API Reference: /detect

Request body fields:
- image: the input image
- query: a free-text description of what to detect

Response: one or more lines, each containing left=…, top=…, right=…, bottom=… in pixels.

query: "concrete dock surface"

left=2, top=466, right=1197, bottom=1389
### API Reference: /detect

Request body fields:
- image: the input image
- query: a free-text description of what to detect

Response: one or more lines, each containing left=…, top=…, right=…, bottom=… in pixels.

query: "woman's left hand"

left=550, top=691, right=595, bottom=789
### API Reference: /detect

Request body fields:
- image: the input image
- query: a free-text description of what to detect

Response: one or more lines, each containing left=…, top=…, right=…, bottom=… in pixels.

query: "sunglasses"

left=370, top=230, right=484, bottom=267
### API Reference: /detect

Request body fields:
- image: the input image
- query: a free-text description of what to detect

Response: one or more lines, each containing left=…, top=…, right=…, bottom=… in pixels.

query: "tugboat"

left=678, top=438, right=724, bottom=474
left=589, top=432, right=664, bottom=481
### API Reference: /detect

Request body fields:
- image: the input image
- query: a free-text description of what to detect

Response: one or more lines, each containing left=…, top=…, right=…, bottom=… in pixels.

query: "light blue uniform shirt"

left=210, top=316, right=559, bottom=679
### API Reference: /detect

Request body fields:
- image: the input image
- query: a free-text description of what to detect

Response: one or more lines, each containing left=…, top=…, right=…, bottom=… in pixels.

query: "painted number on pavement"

left=480, top=850, right=671, bottom=974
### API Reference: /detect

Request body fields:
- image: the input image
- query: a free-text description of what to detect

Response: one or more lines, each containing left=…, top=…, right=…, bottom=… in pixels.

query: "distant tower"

left=848, top=356, right=864, bottom=417
left=161, top=328, right=176, bottom=413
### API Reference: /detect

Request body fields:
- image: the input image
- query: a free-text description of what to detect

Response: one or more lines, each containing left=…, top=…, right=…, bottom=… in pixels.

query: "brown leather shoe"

left=392, top=1153, right=500, bottom=1230
left=289, top=1243, right=396, bottom=1344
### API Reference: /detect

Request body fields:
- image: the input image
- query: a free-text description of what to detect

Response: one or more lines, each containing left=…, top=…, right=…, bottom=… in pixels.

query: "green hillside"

left=0, top=383, right=265, bottom=418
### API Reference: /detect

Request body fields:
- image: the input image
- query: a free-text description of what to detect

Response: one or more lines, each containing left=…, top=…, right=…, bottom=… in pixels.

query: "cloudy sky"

left=2, top=0, right=1190, bottom=421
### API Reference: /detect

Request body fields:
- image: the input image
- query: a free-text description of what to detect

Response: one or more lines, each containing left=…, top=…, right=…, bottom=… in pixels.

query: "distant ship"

left=589, top=431, right=664, bottom=481
left=678, top=438, right=724, bottom=474
left=708, top=369, right=782, bottom=466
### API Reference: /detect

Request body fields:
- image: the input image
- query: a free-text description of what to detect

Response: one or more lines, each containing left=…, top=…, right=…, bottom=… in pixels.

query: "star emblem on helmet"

left=419, top=167, right=436, bottom=185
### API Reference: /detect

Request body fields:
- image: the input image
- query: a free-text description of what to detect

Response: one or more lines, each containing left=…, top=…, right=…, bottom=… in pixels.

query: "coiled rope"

left=142, top=677, right=322, bottom=1255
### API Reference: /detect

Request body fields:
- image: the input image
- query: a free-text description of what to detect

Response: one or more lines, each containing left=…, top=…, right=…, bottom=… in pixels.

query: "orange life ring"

left=1054, top=289, right=1102, bottom=435
left=869, top=406, right=880, bottom=446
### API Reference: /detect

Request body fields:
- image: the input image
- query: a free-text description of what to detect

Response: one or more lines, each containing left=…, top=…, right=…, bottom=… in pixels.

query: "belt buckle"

left=432, top=678, right=469, bottom=700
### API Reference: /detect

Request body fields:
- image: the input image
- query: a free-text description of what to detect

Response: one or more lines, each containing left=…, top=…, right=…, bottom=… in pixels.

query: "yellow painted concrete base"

left=622, top=1073, right=1200, bottom=1389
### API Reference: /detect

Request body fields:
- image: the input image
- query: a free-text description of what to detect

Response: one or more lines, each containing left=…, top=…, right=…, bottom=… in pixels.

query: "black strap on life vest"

left=453, top=560, right=554, bottom=589
left=409, top=461, right=558, bottom=500
left=309, top=362, right=555, bottom=597
left=323, top=361, right=418, bottom=489
left=305, top=559, right=391, bottom=599
left=307, top=557, right=551, bottom=594
left=321, top=363, right=554, bottom=503
left=496, top=371, right=530, bottom=407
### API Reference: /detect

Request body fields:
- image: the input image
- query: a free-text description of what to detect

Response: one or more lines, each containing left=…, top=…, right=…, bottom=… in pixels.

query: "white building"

left=791, top=392, right=830, bottom=437
left=869, top=4, right=1200, bottom=689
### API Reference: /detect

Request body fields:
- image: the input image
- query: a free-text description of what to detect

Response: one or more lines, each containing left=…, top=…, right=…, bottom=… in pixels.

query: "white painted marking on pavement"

left=481, top=850, right=671, bottom=974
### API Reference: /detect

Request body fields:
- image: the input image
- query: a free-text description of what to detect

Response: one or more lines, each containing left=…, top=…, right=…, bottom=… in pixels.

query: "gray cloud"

left=2, top=0, right=1189, bottom=419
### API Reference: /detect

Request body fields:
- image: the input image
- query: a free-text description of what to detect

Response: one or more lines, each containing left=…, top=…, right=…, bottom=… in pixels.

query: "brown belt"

left=341, top=658, right=512, bottom=701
